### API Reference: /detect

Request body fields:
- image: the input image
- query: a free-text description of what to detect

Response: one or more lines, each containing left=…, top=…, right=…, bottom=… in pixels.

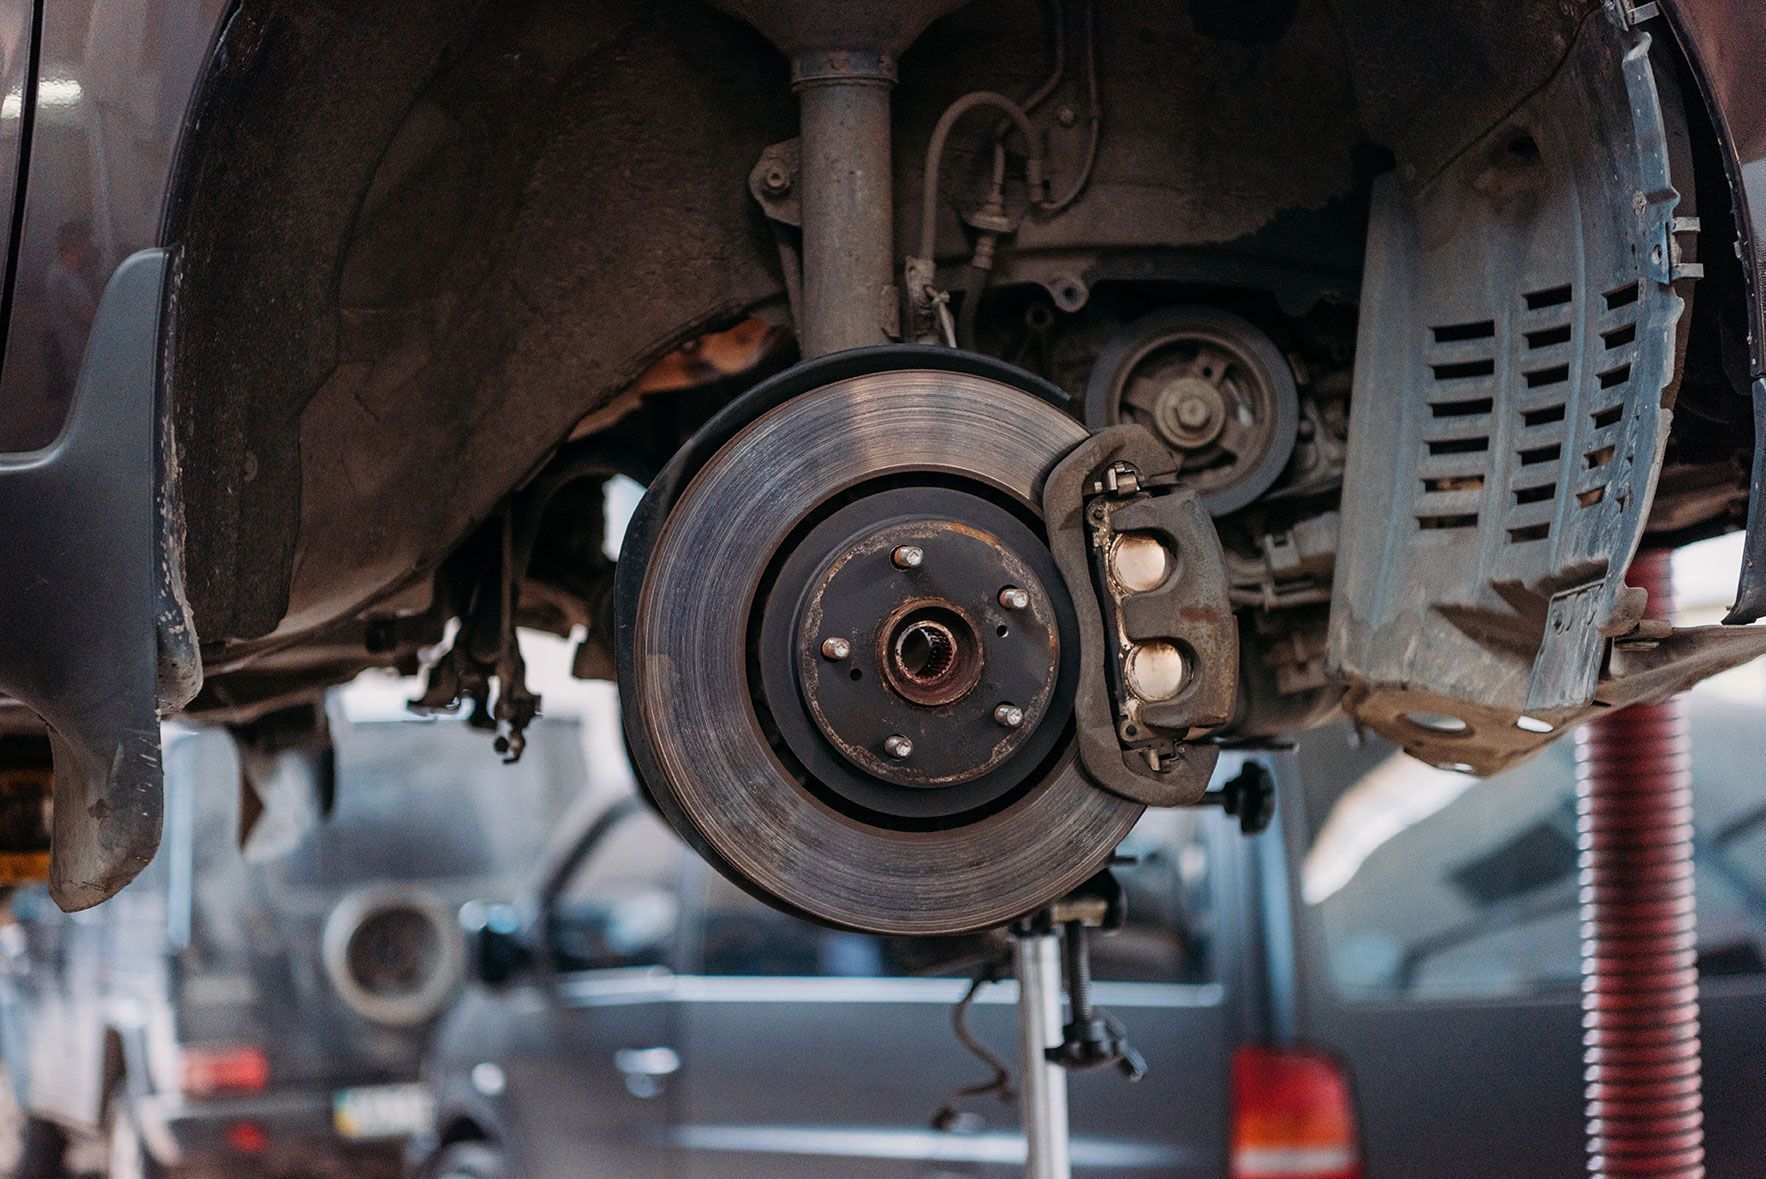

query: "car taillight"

left=1231, top=1045, right=1360, bottom=1179
left=180, top=1045, right=270, bottom=1097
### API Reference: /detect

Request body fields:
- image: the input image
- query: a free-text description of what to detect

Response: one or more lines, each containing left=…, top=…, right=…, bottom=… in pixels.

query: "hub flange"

left=760, top=486, right=1077, bottom=817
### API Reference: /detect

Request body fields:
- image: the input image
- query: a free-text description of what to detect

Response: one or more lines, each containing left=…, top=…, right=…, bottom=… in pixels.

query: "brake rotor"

left=1085, top=305, right=1299, bottom=514
left=619, top=349, right=1142, bottom=935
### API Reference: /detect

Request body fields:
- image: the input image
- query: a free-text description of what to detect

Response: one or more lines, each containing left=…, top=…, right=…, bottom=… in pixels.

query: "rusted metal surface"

left=1041, top=425, right=1236, bottom=807
left=622, top=353, right=1141, bottom=935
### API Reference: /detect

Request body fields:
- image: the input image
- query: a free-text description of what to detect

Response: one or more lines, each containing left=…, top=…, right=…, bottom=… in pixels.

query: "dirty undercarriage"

left=14, top=0, right=1766, bottom=927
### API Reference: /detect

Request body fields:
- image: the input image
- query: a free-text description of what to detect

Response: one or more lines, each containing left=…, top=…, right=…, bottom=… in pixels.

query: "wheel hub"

left=761, top=487, right=1076, bottom=815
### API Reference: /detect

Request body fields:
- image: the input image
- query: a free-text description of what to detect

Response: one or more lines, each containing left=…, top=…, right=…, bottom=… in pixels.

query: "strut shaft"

left=795, top=53, right=895, bottom=356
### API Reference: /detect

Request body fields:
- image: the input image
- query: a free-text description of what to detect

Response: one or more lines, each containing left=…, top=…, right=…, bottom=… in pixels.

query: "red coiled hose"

left=1575, top=548, right=1704, bottom=1177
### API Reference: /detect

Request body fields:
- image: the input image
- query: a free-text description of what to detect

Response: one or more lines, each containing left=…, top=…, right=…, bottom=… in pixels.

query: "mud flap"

left=0, top=250, right=175, bottom=909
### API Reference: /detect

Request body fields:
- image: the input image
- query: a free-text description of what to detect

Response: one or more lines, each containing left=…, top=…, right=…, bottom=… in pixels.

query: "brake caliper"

left=1043, top=425, right=1237, bottom=806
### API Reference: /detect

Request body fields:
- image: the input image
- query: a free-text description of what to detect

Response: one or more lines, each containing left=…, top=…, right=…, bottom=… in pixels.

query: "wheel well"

left=165, top=0, right=1730, bottom=721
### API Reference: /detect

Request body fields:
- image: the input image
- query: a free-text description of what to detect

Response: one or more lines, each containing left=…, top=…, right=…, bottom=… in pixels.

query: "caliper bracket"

left=1042, top=425, right=1237, bottom=807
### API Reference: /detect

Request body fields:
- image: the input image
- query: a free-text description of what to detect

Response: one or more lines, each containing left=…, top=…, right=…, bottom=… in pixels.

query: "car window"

left=549, top=804, right=687, bottom=973
left=1297, top=695, right=1766, bottom=1001
left=691, top=805, right=1216, bottom=983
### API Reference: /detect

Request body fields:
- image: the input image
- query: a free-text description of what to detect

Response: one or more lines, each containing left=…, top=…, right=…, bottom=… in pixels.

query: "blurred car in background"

left=0, top=713, right=586, bottom=1179
left=414, top=685, right=1766, bottom=1179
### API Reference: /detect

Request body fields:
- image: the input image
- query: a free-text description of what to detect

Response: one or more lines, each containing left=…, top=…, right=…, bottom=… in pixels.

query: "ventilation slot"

left=1419, top=513, right=1480, bottom=531
left=1428, top=437, right=1489, bottom=456
left=1578, top=486, right=1606, bottom=508
left=1604, top=282, right=1641, bottom=310
left=1598, top=364, right=1632, bottom=390
left=1525, top=284, right=1574, bottom=310
left=1520, top=444, right=1561, bottom=466
left=1431, top=359, right=1496, bottom=381
left=1423, top=475, right=1485, bottom=493
left=1592, top=405, right=1623, bottom=430
left=1587, top=445, right=1616, bottom=469
left=1433, top=320, right=1496, bottom=343
left=1526, top=324, right=1573, bottom=349
left=1523, top=404, right=1566, bottom=428
left=1431, top=397, right=1494, bottom=418
left=1602, top=323, right=1636, bottom=350
left=1525, top=364, right=1570, bottom=389
left=1508, top=523, right=1552, bottom=543
left=1515, top=483, right=1556, bottom=505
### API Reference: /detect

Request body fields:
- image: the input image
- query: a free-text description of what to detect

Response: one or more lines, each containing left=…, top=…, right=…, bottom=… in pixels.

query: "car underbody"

left=5, top=0, right=1766, bottom=937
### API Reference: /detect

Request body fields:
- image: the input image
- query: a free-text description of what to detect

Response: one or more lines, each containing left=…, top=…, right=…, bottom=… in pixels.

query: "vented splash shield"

left=1328, top=14, right=1701, bottom=774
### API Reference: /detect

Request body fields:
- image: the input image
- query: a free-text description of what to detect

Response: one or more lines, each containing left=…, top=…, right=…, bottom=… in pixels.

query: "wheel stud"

left=998, top=585, right=1029, bottom=610
left=883, top=734, right=914, bottom=759
left=994, top=703, right=1025, bottom=728
left=892, top=545, right=925, bottom=570
left=820, top=636, right=852, bottom=661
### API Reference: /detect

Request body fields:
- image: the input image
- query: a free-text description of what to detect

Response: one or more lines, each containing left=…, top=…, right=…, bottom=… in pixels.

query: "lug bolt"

left=892, top=545, right=925, bottom=570
left=883, top=734, right=914, bottom=759
left=820, top=637, right=851, bottom=661
left=998, top=586, right=1030, bottom=611
left=994, top=703, right=1025, bottom=729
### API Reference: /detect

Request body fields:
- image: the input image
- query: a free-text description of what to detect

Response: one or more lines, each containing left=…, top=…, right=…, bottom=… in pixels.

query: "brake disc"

left=618, top=348, right=1142, bottom=935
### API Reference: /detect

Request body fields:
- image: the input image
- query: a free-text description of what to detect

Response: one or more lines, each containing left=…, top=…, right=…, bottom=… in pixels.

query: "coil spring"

left=1575, top=549, right=1704, bottom=1177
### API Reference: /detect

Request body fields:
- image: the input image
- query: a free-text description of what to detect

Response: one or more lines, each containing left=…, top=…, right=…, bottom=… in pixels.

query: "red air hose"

left=1575, top=548, right=1705, bottom=1177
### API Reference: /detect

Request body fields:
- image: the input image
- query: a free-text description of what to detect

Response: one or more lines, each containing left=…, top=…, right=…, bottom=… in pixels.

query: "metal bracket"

left=747, top=138, right=801, bottom=228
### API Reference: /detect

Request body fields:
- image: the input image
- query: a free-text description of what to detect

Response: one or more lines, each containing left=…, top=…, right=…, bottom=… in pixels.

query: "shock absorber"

left=1575, top=548, right=1705, bottom=1178
left=708, top=1, right=977, bottom=357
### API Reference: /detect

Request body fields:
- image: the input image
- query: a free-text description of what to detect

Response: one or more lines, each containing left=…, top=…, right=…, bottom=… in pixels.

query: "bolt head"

left=892, top=545, right=925, bottom=570
left=998, top=586, right=1030, bottom=611
left=994, top=703, right=1025, bottom=728
left=820, top=636, right=851, bottom=661
left=762, top=166, right=791, bottom=195
left=883, top=734, right=914, bottom=759
left=1176, top=395, right=1212, bottom=429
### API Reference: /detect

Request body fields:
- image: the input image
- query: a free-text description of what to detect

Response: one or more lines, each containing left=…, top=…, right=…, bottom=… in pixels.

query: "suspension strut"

left=1575, top=548, right=1705, bottom=1178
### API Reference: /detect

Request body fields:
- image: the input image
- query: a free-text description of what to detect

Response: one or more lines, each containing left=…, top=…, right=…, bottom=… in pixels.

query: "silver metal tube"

left=794, top=58, right=895, bottom=356
left=1014, top=930, right=1071, bottom=1179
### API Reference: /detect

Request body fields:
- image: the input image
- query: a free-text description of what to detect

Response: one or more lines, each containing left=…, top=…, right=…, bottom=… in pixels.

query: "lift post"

left=1012, top=919, right=1071, bottom=1179
left=1012, top=872, right=1147, bottom=1179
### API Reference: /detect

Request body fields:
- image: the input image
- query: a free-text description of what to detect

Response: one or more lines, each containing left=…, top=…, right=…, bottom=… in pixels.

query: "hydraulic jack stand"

left=1011, top=872, right=1147, bottom=1179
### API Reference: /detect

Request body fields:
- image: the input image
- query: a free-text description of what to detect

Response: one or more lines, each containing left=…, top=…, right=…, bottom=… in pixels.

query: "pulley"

left=1085, top=306, right=1299, bottom=514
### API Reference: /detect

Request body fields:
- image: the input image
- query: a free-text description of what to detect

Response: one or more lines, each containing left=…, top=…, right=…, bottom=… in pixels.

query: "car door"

left=1288, top=693, right=1766, bottom=1179
left=499, top=802, right=691, bottom=1179
left=670, top=803, right=1241, bottom=1179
